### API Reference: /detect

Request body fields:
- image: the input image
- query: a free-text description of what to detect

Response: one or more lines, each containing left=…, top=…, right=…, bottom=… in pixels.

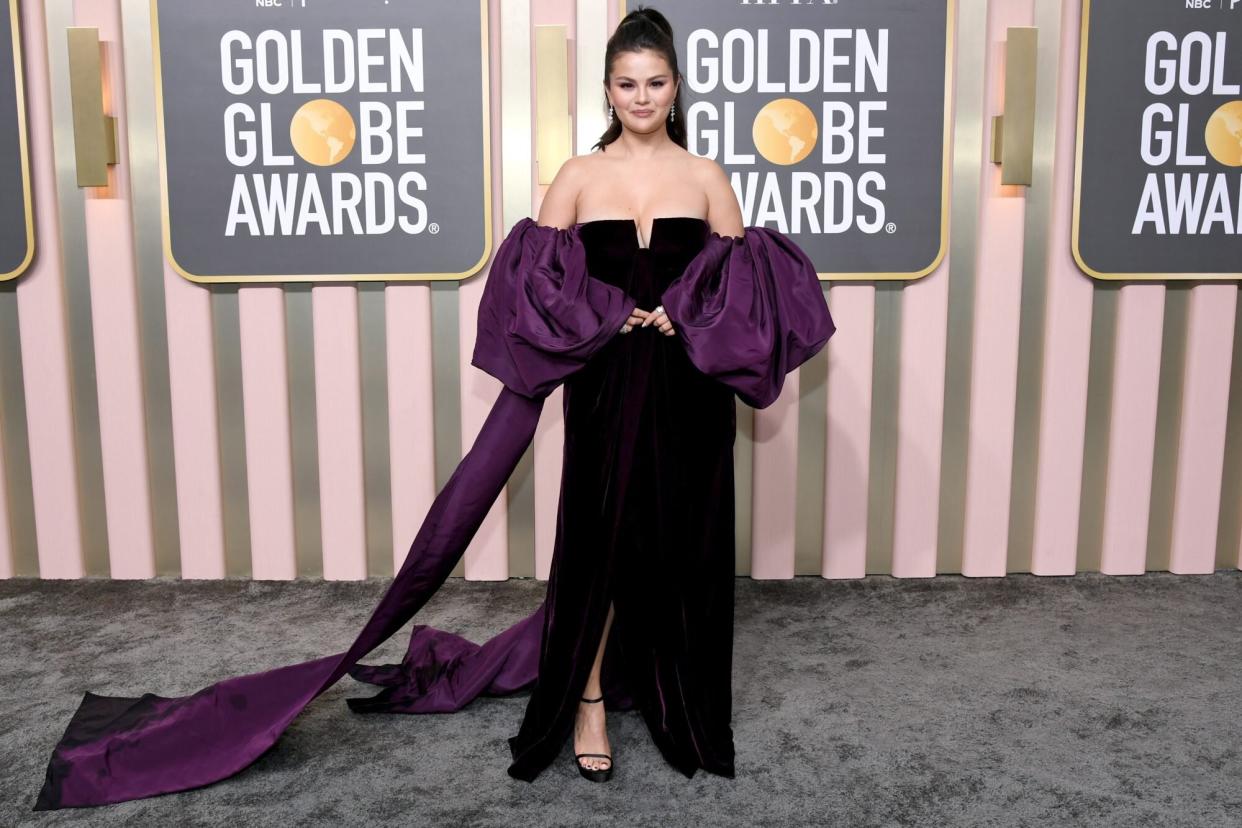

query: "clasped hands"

left=619, top=304, right=674, bottom=336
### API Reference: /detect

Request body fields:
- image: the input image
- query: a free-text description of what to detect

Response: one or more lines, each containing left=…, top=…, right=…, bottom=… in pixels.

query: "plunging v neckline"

left=576, top=216, right=708, bottom=250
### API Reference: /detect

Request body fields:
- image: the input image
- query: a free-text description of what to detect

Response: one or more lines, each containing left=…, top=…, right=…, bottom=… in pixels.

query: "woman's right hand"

left=620, top=305, right=647, bottom=334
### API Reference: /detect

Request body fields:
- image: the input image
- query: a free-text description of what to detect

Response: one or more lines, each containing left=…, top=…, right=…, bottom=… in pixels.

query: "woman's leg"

left=573, top=600, right=616, bottom=770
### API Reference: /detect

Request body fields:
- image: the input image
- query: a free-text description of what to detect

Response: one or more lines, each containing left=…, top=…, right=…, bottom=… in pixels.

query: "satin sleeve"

left=471, top=217, right=638, bottom=399
left=659, top=226, right=836, bottom=409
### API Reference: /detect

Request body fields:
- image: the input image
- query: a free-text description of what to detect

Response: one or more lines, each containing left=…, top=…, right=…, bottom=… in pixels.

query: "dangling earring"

left=607, top=104, right=613, bottom=126
left=669, top=101, right=676, bottom=123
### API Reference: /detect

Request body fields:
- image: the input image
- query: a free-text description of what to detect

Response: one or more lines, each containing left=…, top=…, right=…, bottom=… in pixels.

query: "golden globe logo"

left=218, top=29, right=428, bottom=238
left=687, top=27, right=890, bottom=235
left=1133, top=30, right=1242, bottom=234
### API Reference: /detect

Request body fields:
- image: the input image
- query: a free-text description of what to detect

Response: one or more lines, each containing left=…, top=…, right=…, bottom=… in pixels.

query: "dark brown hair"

left=591, top=6, right=687, bottom=152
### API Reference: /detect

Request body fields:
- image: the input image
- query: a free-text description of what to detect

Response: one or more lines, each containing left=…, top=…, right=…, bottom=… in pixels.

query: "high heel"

left=573, top=695, right=614, bottom=782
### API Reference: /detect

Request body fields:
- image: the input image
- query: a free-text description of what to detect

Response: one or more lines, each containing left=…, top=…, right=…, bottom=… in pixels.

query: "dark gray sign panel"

left=644, top=0, right=953, bottom=280
left=1073, top=0, right=1242, bottom=280
left=1, top=0, right=33, bottom=282
left=152, top=0, right=490, bottom=283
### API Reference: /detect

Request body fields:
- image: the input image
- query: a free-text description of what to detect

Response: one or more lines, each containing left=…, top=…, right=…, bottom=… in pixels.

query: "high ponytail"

left=591, top=5, right=687, bottom=152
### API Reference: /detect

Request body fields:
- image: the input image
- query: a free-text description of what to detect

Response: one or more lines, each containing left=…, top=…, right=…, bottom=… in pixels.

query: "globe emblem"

left=752, top=98, right=818, bottom=165
left=1204, top=100, right=1242, bottom=168
left=289, top=99, right=357, bottom=166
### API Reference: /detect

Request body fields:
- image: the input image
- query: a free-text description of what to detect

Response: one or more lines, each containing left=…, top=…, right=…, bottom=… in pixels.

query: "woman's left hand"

left=641, top=304, right=675, bottom=336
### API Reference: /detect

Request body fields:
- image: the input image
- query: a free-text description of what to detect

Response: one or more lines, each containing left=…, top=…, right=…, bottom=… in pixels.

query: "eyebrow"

left=614, top=74, right=669, bottom=81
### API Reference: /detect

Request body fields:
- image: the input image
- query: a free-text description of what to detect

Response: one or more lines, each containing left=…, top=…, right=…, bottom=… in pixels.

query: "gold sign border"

left=1071, top=0, right=1241, bottom=281
left=151, top=0, right=493, bottom=284
left=620, top=0, right=955, bottom=282
left=1, top=0, right=35, bottom=283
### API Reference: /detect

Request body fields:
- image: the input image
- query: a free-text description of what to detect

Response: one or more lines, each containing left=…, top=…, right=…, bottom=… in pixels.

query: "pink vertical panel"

left=890, top=12, right=957, bottom=579
left=1169, top=287, right=1236, bottom=574
left=15, top=0, right=85, bottom=578
left=1100, top=287, right=1164, bottom=574
left=823, top=285, right=874, bottom=579
left=83, top=199, right=155, bottom=577
left=312, top=285, right=367, bottom=580
left=164, top=263, right=226, bottom=579
left=238, top=288, right=296, bottom=580
left=533, top=385, right=563, bottom=580
left=750, top=373, right=800, bottom=579
left=891, top=260, right=950, bottom=579
left=961, top=0, right=1031, bottom=577
left=458, top=272, right=508, bottom=581
left=0, top=414, right=11, bottom=576
left=385, top=284, right=435, bottom=573
left=1032, top=0, right=1092, bottom=576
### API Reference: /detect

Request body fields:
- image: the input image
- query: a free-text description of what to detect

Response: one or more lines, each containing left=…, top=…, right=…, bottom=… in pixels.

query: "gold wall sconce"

left=990, top=26, right=1037, bottom=187
left=534, top=24, right=571, bottom=186
left=67, top=26, right=117, bottom=188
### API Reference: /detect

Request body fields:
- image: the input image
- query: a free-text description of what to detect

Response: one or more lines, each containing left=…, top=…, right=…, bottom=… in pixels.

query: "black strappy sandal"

left=573, top=695, right=614, bottom=782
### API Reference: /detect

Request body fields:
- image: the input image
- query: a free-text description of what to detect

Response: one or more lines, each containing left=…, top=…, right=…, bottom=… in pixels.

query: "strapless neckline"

left=575, top=216, right=708, bottom=250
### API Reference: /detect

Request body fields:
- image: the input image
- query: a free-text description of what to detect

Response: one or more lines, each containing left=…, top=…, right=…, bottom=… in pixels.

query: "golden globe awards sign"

left=152, top=0, right=490, bottom=283
left=1073, top=0, right=1242, bottom=280
left=651, top=0, right=953, bottom=280
left=1, top=0, right=33, bottom=282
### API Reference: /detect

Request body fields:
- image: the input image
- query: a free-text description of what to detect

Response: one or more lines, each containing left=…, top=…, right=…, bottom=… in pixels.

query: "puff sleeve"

left=659, top=226, right=836, bottom=409
left=472, top=217, right=639, bottom=399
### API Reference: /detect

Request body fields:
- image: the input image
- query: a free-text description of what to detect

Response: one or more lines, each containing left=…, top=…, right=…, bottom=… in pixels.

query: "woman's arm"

left=536, top=156, right=583, bottom=230
left=698, top=158, right=745, bottom=240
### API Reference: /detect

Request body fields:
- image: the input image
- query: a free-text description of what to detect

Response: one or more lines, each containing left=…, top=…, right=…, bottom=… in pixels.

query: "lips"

left=633, top=110, right=653, bottom=116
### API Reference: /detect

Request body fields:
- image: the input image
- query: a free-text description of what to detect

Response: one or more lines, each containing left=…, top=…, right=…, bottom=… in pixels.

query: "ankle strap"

left=580, top=695, right=604, bottom=703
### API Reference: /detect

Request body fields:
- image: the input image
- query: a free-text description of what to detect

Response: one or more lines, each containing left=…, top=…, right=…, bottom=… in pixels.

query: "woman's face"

left=605, top=49, right=679, bottom=134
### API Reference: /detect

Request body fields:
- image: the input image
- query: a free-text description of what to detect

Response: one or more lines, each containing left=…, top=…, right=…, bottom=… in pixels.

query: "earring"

left=669, top=101, right=676, bottom=123
left=607, top=104, right=613, bottom=126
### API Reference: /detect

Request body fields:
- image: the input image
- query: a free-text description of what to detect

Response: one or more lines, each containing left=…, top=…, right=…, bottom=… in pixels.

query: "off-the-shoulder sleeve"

left=659, top=226, right=836, bottom=409
left=472, top=217, right=638, bottom=399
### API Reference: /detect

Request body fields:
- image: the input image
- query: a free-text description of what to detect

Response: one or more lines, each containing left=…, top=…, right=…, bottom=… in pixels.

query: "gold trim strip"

left=1, top=0, right=35, bottom=282
left=46, top=0, right=108, bottom=575
left=1007, top=0, right=1062, bottom=574
left=794, top=320, right=828, bottom=576
left=0, top=284, right=37, bottom=574
left=119, top=0, right=180, bottom=575
left=865, top=283, right=902, bottom=574
left=936, top=0, right=989, bottom=575
left=1145, top=287, right=1188, bottom=572
left=210, top=286, right=253, bottom=577
left=1075, top=283, right=1120, bottom=573
left=430, top=282, right=463, bottom=578
left=503, top=0, right=536, bottom=579
left=285, top=284, right=323, bottom=578
left=359, top=283, right=393, bottom=577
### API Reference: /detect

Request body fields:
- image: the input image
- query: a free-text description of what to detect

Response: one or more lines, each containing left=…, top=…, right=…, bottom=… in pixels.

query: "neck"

left=612, top=125, right=674, bottom=160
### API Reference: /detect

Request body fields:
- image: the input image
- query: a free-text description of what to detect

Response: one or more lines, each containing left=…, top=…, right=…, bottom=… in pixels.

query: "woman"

left=33, top=6, right=833, bottom=809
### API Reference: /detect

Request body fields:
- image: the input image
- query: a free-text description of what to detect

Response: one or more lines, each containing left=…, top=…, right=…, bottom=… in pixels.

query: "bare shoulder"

left=536, top=156, right=590, bottom=230
left=692, top=155, right=744, bottom=238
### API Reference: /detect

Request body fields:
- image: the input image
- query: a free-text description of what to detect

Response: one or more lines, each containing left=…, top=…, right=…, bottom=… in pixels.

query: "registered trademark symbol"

left=429, top=222, right=440, bottom=235
left=885, top=222, right=897, bottom=234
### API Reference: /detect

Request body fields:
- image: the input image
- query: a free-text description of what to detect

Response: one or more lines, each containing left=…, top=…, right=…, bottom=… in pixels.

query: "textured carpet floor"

left=2, top=572, right=1239, bottom=827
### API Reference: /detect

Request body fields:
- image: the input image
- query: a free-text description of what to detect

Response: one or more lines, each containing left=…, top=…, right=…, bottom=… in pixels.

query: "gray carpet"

left=2, top=572, right=1239, bottom=827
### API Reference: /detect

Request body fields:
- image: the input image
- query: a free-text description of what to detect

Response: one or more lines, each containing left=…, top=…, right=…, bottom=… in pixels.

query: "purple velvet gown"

left=33, top=216, right=835, bottom=810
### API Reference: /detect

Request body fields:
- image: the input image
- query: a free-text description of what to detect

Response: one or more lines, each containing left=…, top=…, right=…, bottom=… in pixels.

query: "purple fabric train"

left=33, top=217, right=834, bottom=810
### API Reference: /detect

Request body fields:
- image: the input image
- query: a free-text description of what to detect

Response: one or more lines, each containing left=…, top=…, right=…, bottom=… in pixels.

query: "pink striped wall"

left=1, top=0, right=1238, bottom=582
